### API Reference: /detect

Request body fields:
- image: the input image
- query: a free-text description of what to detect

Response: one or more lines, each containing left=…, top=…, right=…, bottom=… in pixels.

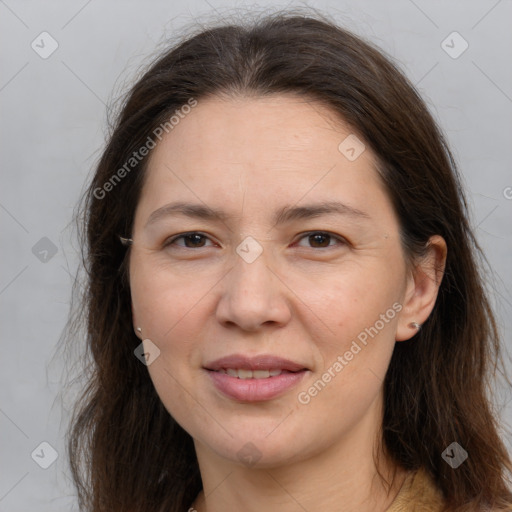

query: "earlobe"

left=396, top=317, right=423, bottom=342
left=395, top=235, right=447, bottom=342
left=131, top=303, right=143, bottom=339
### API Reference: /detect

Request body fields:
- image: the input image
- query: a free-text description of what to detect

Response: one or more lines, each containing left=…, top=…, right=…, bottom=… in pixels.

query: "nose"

left=215, top=247, right=292, bottom=332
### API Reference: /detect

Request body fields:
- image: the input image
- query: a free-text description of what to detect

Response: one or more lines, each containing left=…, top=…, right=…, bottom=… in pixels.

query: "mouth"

left=214, top=368, right=294, bottom=379
left=204, top=354, right=309, bottom=401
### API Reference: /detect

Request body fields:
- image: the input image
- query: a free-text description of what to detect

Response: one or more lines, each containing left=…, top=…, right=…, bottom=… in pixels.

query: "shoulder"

left=385, top=469, right=512, bottom=512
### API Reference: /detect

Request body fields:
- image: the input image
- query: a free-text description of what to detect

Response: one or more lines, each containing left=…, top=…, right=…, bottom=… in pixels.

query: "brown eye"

left=295, top=231, right=345, bottom=249
left=164, top=232, right=214, bottom=249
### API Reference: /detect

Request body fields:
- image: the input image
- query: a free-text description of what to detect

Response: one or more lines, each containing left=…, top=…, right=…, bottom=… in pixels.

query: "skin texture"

left=128, top=95, right=447, bottom=512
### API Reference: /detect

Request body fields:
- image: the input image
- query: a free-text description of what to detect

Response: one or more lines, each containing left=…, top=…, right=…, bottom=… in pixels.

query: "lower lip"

left=206, top=370, right=307, bottom=402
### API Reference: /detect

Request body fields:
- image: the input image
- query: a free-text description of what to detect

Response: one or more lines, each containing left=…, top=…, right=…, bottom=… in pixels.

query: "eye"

left=163, top=232, right=217, bottom=249
left=294, top=231, right=346, bottom=249
left=162, top=230, right=346, bottom=251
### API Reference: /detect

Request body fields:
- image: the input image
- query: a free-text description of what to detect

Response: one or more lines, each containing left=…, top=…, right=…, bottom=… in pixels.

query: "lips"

left=204, top=354, right=307, bottom=373
left=204, top=354, right=308, bottom=402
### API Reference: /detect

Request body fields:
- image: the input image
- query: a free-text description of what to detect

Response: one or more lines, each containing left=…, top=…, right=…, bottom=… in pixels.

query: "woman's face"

left=129, top=94, right=421, bottom=468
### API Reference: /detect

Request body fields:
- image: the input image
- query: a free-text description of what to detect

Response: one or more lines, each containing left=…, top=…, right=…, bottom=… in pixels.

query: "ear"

left=131, top=302, right=142, bottom=339
left=395, top=235, right=447, bottom=341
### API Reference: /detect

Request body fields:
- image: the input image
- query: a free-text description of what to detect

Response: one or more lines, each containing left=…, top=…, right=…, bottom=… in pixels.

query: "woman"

left=65, top=9, right=512, bottom=512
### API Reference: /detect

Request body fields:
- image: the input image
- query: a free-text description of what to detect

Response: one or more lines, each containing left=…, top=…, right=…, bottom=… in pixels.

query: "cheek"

left=130, top=255, right=216, bottom=341
left=293, top=280, right=399, bottom=441
left=295, top=266, right=401, bottom=408
left=295, top=264, right=402, bottom=342
left=145, top=359, right=215, bottom=444
left=129, top=259, right=216, bottom=399
left=131, top=274, right=211, bottom=429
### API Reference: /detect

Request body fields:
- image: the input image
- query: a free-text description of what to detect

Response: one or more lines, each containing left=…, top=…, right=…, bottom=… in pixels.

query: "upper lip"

left=204, top=354, right=308, bottom=372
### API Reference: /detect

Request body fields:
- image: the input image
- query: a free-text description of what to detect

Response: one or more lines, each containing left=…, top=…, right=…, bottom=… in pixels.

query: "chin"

left=194, top=419, right=322, bottom=470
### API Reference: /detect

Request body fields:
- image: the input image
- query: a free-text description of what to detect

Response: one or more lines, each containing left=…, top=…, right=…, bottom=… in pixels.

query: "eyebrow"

left=144, top=200, right=370, bottom=229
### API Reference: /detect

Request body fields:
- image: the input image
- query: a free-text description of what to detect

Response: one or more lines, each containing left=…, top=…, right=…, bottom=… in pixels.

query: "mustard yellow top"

left=386, top=467, right=445, bottom=512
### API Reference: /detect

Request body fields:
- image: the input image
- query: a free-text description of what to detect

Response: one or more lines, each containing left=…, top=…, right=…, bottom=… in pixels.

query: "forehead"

left=136, top=94, right=392, bottom=226
left=148, top=93, right=363, bottom=164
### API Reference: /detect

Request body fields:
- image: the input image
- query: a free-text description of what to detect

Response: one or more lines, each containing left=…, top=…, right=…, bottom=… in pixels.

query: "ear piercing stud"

left=119, top=236, right=133, bottom=246
left=136, top=327, right=142, bottom=333
left=409, top=322, right=421, bottom=331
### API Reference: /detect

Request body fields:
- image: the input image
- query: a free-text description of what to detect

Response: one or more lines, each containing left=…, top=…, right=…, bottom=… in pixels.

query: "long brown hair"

left=63, top=8, right=512, bottom=511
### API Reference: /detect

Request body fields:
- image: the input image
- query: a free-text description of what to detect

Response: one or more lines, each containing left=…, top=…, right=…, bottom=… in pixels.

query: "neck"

left=190, top=401, right=407, bottom=512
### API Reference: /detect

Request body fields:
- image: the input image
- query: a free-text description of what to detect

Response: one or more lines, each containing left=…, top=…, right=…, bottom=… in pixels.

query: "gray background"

left=1, top=0, right=511, bottom=510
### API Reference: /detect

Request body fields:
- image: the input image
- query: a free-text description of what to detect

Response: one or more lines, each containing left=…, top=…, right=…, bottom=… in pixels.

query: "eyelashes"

left=163, top=231, right=347, bottom=251
left=164, top=232, right=214, bottom=249
left=296, top=232, right=346, bottom=249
